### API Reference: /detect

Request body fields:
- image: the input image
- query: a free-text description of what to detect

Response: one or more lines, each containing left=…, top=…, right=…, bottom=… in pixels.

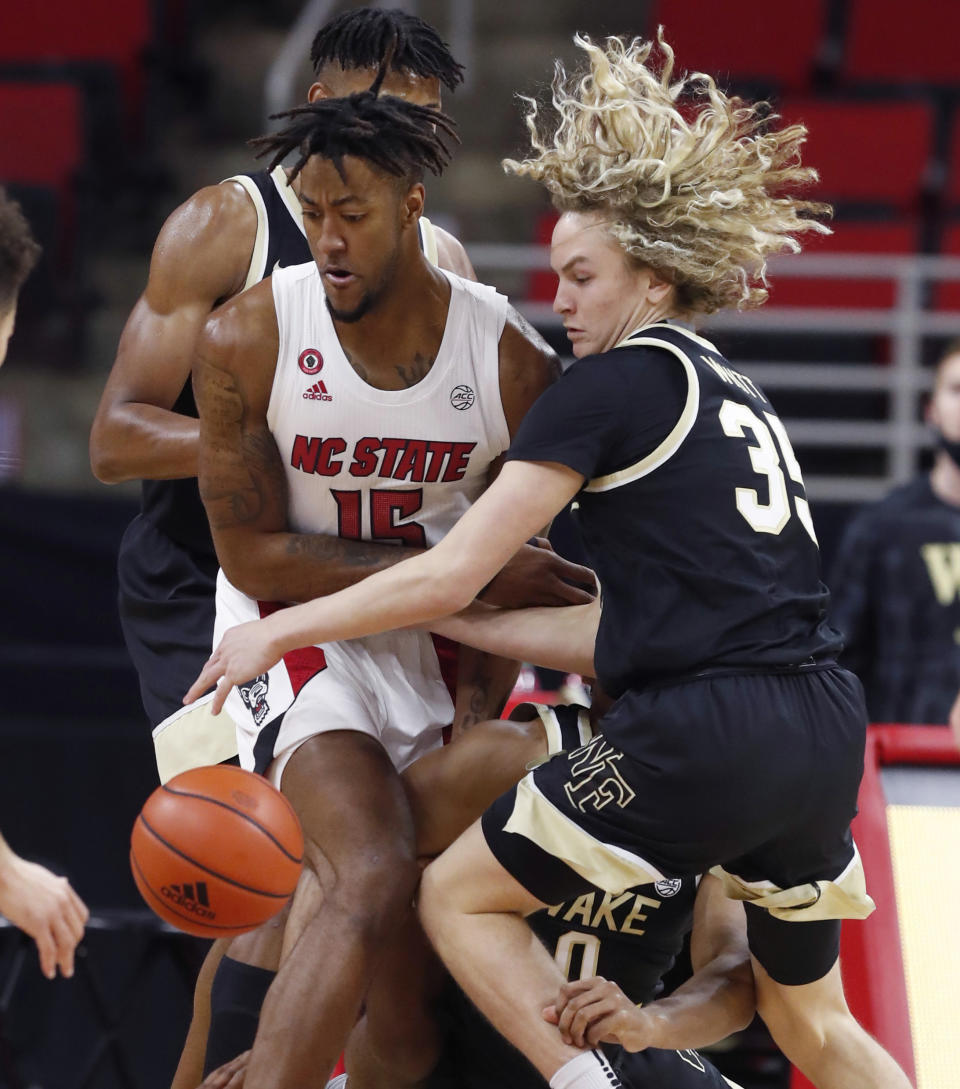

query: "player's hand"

left=0, top=849, right=89, bottom=980
left=950, top=687, right=960, bottom=753
left=481, top=537, right=596, bottom=608
left=544, top=977, right=656, bottom=1051
left=184, top=621, right=285, bottom=714
left=198, top=1050, right=250, bottom=1089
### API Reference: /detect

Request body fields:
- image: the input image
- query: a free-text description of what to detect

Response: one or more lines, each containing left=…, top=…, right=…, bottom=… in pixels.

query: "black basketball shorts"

left=482, top=664, right=872, bottom=984
left=117, top=514, right=218, bottom=727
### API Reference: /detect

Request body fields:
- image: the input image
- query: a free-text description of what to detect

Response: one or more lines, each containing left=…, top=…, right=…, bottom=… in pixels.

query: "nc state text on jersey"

left=291, top=435, right=478, bottom=483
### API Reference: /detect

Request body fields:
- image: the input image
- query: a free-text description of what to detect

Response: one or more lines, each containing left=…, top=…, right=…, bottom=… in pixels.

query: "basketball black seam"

left=160, top=784, right=303, bottom=864
left=138, top=814, right=295, bottom=898
left=130, top=851, right=271, bottom=932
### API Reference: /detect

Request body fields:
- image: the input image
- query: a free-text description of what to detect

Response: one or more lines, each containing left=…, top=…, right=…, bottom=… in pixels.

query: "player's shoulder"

left=201, top=277, right=278, bottom=356
left=565, top=340, right=682, bottom=391
left=166, top=179, right=260, bottom=241
left=429, top=221, right=476, bottom=279
left=148, top=180, right=260, bottom=301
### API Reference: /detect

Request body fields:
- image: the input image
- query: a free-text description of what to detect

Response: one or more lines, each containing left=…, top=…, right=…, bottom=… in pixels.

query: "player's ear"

left=307, top=81, right=331, bottom=103
left=643, top=266, right=674, bottom=305
left=401, top=182, right=425, bottom=226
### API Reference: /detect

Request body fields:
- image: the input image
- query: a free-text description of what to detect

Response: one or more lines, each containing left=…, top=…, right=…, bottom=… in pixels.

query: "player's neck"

left=930, top=453, right=960, bottom=508
left=334, top=257, right=451, bottom=388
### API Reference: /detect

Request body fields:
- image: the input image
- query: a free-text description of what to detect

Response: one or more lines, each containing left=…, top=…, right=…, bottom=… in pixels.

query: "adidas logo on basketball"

left=161, top=881, right=216, bottom=920
left=303, top=380, right=332, bottom=402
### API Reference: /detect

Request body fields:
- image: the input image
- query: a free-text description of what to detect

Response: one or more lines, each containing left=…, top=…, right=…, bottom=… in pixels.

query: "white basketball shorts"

left=215, top=571, right=455, bottom=787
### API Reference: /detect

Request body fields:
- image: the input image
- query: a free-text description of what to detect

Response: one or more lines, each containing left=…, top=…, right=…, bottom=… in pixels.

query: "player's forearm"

left=451, top=647, right=520, bottom=737
left=90, top=404, right=200, bottom=483
left=251, top=549, right=474, bottom=658
left=430, top=599, right=598, bottom=678
left=216, top=531, right=427, bottom=605
left=637, top=952, right=755, bottom=1050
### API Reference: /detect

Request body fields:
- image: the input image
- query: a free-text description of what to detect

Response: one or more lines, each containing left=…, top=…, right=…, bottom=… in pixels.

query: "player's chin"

left=325, top=288, right=372, bottom=325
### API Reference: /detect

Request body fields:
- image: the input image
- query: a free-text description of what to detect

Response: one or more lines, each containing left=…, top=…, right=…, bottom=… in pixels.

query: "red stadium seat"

left=0, top=82, right=83, bottom=197
left=942, top=110, right=960, bottom=210
left=0, top=0, right=151, bottom=123
left=844, top=0, right=960, bottom=85
left=527, top=211, right=560, bottom=303
left=777, top=99, right=934, bottom=211
left=766, top=221, right=919, bottom=309
left=932, top=224, right=960, bottom=311
left=650, top=0, right=827, bottom=92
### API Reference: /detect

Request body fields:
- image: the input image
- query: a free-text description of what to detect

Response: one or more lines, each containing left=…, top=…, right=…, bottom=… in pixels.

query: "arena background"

left=0, top=1, right=956, bottom=1086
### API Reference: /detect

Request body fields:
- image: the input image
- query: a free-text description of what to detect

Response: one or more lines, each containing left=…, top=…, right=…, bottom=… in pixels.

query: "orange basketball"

left=130, top=764, right=304, bottom=938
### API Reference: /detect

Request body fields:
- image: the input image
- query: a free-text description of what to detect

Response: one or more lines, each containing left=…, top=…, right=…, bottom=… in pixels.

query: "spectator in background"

left=831, top=340, right=960, bottom=725
left=0, top=187, right=40, bottom=366
left=0, top=188, right=89, bottom=977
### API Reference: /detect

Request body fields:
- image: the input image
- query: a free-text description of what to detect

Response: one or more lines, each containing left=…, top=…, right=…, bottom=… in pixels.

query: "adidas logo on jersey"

left=303, top=380, right=333, bottom=402
left=160, top=881, right=215, bottom=920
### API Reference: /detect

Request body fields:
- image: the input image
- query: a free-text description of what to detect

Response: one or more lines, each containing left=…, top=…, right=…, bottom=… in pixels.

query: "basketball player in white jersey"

left=91, top=10, right=578, bottom=788
left=189, top=86, right=590, bottom=1089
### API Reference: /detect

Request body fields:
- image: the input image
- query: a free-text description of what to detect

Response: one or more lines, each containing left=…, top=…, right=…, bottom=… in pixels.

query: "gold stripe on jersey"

left=710, top=842, right=875, bottom=922
left=584, top=332, right=701, bottom=493
left=539, top=706, right=564, bottom=756
left=419, top=216, right=439, bottom=267
left=271, top=162, right=308, bottom=239
left=152, top=693, right=239, bottom=784
left=504, top=774, right=667, bottom=894
left=228, top=173, right=270, bottom=291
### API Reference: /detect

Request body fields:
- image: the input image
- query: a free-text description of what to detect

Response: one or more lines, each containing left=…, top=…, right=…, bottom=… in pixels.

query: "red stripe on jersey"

left=257, top=600, right=327, bottom=696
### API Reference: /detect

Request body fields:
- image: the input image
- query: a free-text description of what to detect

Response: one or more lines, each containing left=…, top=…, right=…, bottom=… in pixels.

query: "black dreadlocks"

left=0, top=188, right=40, bottom=309
left=310, top=7, right=464, bottom=92
left=250, top=91, right=459, bottom=187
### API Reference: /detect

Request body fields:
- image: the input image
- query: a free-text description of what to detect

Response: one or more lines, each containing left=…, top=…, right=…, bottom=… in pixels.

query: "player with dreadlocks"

left=91, top=6, right=479, bottom=784
left=188, top=85, right=590, bottom=1089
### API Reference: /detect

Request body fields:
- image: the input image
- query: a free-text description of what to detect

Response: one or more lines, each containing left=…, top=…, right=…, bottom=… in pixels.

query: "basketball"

left=130, top=765, right=304, bottom=938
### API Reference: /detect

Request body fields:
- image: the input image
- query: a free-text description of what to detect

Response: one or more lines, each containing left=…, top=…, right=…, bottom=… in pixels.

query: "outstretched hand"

left=544, top=977, right=656, bottom=1051
left=482, top=537, right=596, bottom=608
left=0, top=846, right=89, bottom=980
left=184, top=620, right=285, bottom=714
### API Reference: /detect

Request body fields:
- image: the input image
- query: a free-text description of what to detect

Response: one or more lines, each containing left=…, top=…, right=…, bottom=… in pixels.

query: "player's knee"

left=306, top=834, right=419, bottom=941
left=417, top=859, right=454, bottom=942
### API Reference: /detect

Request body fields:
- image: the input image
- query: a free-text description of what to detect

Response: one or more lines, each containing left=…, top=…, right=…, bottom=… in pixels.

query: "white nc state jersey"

left=266, top=261, right=510, bottom=547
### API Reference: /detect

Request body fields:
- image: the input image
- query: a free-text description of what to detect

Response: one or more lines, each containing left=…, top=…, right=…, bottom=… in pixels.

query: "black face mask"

left=937, top=431, right=960, bottom=469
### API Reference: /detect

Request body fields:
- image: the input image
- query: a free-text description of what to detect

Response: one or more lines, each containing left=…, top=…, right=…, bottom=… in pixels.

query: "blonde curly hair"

left=503, top=31, right=831, bottom=314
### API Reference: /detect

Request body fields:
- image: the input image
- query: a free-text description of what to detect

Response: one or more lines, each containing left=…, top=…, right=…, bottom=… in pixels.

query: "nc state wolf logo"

left=238, top=674, right=270, bottom=726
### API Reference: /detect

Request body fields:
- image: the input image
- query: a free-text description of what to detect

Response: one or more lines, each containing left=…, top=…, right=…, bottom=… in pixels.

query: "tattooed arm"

left=194, top=282, right=425, bottom=603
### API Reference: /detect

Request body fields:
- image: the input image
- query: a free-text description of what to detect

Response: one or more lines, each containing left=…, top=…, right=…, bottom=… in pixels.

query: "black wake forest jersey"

left=140, top=165, right=312, bottom=556
left=508, top=322, right=841, bottom=698
left=431, top=701, right=698, bottom=1089
left=830, top=475, right=960, bottom=723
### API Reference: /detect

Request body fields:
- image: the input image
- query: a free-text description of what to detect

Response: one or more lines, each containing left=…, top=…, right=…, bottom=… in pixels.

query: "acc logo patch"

left=450, top=384, right=475, bottom=411
left=654, top=878, right=682, bottom=898
left=298, top=349, right=323, bottom=375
